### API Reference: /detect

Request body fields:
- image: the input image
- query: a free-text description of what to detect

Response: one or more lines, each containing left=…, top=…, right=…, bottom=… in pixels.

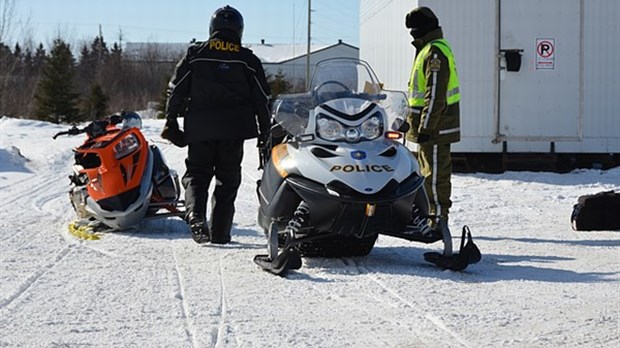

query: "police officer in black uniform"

left=162, top=5, right=271, bottom=244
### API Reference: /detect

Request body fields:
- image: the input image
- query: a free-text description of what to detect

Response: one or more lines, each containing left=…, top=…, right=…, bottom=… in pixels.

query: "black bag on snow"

left=571, top=190, right=620, bottom=231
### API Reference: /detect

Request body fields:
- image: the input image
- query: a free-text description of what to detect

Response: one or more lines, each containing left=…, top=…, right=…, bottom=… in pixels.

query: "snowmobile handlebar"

left=52, top=126, right=83, bottom=139
left=52, top=114, right=125, bottom=140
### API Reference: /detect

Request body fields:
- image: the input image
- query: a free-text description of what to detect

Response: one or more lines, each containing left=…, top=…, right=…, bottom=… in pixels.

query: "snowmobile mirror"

left=392, top=119, right=410, bottom=133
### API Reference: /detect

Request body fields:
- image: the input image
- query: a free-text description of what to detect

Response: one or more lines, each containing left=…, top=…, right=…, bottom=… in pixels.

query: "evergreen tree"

left=32, top=43, right=46, bottom=72
left=90, top=36, right=109, bottom=65
left=102, top=41, right=123, bottom=91
left=107, top=42, right=122, bottom=72
left=76, top=43, right=95, bottom=98
left=110, top=42, right=122, bottom=57
left=13, top=43, right=21, bottom=60
left=78, top=44, right=92, bottom=73
left=34, top=38, right=81, bottom=124
left=0, top=42, right=13, bottom=114
left=23, top=47, right=33, bottom=72
left=12, top=43, right=23, bottom=76
left=267, top=69, right=292, bottom=98
left=83, top=83, right=109, bottom=119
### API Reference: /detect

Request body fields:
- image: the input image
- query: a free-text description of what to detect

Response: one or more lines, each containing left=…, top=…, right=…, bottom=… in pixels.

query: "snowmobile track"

left=31, top=189, right=66, bottom=215
left=0, top=174, right=62, bottom=208
left=212, top=252, right=237, bottom=348
left=172, top=250, right=198, bottom=348
left=0, top=245, right=71, bottom=312
left=297, top=264, right=431, bottom=346
left=340, top=257, right=473, bottom=347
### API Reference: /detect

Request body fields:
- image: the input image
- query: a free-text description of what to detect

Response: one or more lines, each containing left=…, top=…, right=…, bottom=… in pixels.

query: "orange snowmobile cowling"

left=76, top=125, right=148, bottom=203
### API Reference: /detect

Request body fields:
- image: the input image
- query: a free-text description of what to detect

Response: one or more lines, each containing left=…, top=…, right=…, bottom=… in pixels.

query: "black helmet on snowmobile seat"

left=210, top=5, right=244, bottom=41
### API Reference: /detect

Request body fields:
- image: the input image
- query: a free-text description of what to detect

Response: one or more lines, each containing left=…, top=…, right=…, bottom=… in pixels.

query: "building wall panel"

left=360, top=0, right=619, bottom=153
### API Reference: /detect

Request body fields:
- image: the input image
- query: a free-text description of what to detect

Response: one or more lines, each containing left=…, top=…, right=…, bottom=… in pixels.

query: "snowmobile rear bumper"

left=83, top=148, right=154, bottom=230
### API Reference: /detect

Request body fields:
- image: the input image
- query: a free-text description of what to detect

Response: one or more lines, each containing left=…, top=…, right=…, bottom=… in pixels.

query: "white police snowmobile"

left=253, top=58, right=480, bottom=275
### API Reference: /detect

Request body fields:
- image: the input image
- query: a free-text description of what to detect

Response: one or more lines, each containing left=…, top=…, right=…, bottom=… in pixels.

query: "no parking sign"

left=536, top=38, right=555, bottom=70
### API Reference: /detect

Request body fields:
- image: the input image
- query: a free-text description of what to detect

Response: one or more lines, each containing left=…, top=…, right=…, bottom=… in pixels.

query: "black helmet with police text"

left=209, top=5, right=244, bottom=40
left=405, top=7, right=439, bottom=39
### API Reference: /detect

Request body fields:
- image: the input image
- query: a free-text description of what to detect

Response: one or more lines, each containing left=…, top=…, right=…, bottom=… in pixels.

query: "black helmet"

left=209, top=5, right=244, bottom=40
left=405, top=7, right=439, bottom=39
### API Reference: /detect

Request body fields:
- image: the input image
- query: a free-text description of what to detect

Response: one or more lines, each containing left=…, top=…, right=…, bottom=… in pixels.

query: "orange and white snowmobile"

left=53, top=112, right=184, bottom=235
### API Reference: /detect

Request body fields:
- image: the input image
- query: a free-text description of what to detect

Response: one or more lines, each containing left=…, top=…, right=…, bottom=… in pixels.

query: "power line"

left=360, top=0, right=394, bottom=25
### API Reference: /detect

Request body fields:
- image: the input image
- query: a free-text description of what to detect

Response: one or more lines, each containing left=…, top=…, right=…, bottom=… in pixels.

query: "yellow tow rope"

left=68, top=221, right=101, bottom=240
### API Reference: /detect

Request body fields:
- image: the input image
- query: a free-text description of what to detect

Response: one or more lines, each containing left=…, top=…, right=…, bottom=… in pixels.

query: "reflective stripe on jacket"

left=408, top=39, right=460, bottom=107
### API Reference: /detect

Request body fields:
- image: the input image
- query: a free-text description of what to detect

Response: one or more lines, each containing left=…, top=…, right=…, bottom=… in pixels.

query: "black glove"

left=416, top=133, right=431, bottom=144
left=396, top=120, right=411, bottom=133
left=161, top=119, right=187, bottom=148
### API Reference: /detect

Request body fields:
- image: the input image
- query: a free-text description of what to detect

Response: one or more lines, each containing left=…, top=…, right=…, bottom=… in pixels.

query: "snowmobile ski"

left=423, top=225, right=481, bottom=271
left=253, top=247, right=302, bottom=276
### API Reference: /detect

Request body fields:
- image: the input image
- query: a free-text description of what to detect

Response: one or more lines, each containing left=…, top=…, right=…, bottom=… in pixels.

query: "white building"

left=124, top=40, right=359, bottom=89
left=360, top=0, right=619, bottom=164
left=247, top=40, right=359, bottom=88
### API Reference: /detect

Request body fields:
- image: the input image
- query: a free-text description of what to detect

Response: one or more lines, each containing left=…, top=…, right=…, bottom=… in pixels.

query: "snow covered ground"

left=1, top=116, right=618, bottom=347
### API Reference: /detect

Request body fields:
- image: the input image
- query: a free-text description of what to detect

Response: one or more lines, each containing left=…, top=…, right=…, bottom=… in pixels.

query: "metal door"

left=498, top=0, right=581, bottom=141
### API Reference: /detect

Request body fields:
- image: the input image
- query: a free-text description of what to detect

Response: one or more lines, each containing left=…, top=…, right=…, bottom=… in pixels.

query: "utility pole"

left=97, top=24, right=103, bottom=82
left=306, top=0, right=311, bottom=89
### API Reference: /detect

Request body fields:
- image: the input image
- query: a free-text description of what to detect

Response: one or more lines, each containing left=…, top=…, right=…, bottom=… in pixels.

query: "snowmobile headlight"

left=114, top=133, right=140, bottom=159
left=345, top=128, right=360, bottom=142
left=317, top=112, right=384, bottom=143
left=360, top=113, right=384, bottom=140
left=316, top=114, right=345, bottom=141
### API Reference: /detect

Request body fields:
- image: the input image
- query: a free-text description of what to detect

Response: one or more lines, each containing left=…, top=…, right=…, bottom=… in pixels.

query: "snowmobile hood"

left=281, top=140, right=419, bottom=195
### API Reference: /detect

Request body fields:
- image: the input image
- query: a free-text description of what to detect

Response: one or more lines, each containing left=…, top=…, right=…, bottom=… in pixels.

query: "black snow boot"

left=403, top=208, right=443, bottom=244
left=209, top=233, right=231, bottom=245
left=189, top=214, right=210, bottom=244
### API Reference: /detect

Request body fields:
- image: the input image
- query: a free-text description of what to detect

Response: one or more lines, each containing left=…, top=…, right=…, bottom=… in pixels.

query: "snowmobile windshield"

left=122, top=112, right=143, bottom=130
left=272, top=58, right=409, bottom=137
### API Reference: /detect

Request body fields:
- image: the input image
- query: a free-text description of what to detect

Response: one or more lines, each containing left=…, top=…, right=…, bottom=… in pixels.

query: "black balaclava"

left=405, top=7, right=439, bottom=40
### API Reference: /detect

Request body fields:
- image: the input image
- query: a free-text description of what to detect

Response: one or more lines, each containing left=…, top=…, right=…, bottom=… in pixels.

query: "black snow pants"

left=182, top=139, right=244, bottom=240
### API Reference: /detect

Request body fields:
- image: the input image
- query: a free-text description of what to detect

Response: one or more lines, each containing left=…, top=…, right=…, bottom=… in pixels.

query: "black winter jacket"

left=166, top=33, right=272, bottom=143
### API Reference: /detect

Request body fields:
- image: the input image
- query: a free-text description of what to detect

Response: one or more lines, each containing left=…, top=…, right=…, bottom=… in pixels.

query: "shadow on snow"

left=293, top=243, right=617, bottom=284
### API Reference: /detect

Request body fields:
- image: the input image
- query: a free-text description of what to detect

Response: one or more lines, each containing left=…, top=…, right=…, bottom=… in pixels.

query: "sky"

left=7, top=0, right=359, bottom=49
left=1, top=116, right=619, bottom=346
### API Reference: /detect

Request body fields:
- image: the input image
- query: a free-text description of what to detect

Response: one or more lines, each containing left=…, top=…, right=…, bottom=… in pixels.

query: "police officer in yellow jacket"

left=404, top=7, right=460, bottom=247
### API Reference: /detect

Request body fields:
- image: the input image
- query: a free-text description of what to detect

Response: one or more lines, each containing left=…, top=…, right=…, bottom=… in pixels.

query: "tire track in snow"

left=0, top=173, right=67, bottom=244
left=0, top=245, right=71, bottom=312
left=299, top=260, right=415, bottom=347
left=0, top=195, right=71, bottom=246
left=172, top=250, right=198, bottom=348
left=213, top=253, right=235, bottom=348
left=0, top=174, right=61, bottom=208
left=342, top=257, right=473, bottom=348
left=31, top=188, right=67, bottom=216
